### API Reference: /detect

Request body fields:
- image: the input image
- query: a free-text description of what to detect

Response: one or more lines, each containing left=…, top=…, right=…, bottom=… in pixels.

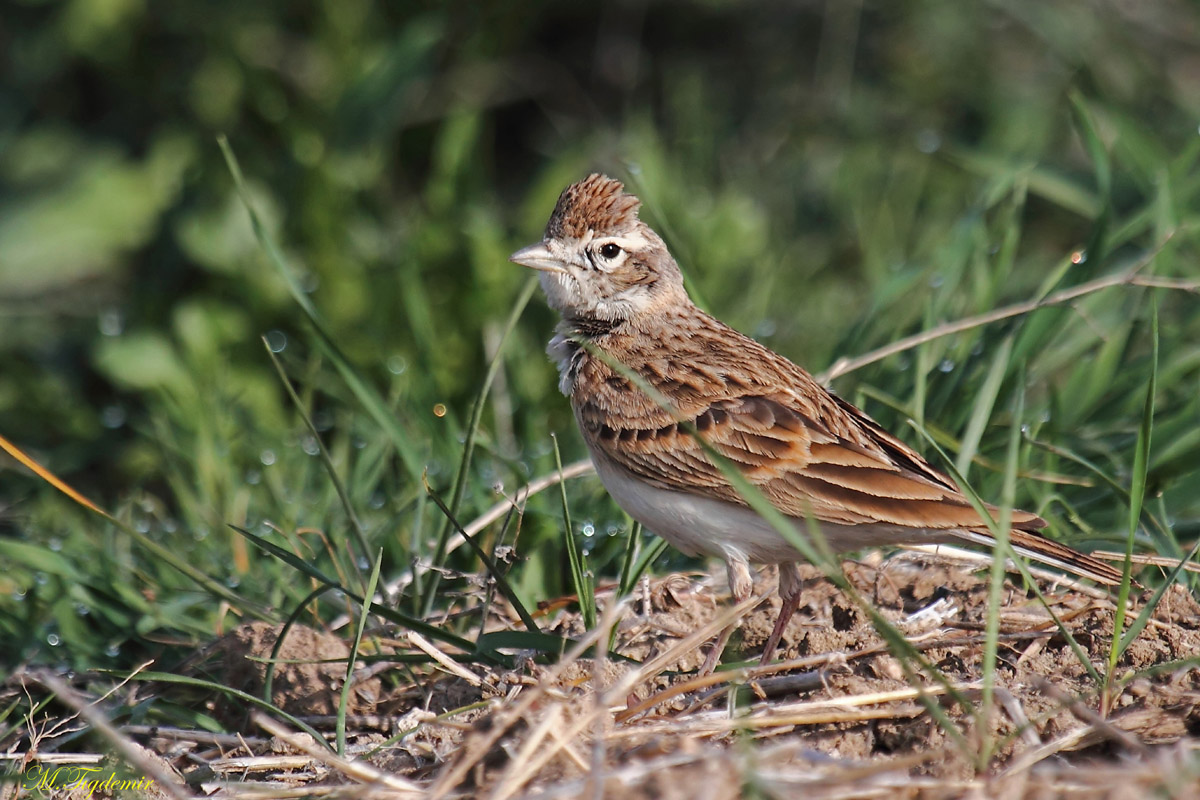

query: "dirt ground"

left=14, top=547, right=1200, bottom=799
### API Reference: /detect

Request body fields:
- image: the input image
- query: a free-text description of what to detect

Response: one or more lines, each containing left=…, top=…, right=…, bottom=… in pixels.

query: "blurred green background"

left=2, top=1, right=1198, bottom=671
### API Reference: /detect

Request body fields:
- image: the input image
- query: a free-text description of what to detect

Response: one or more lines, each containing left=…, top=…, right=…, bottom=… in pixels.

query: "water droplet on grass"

left=100, top=405, right=126, bottom=429
left=916, top=129, right=942, bottom=154
left=98, top=309, right=124, bottom=336
left=266, top=330, right=288, bottom=352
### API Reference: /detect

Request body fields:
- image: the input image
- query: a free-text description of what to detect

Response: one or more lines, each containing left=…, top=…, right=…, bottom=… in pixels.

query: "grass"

left=3, top=2, right=1200, bottom=795
left=5, top=137, right=1198, bottom=789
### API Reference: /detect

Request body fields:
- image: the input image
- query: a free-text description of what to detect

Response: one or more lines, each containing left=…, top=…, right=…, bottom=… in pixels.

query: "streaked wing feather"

left=583, top=392, right=1039, bottom=531
left=588, top=393, right=1125, bottom=585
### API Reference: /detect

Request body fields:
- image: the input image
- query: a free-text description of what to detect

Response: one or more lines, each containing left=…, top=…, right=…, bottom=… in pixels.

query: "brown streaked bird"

left=511, top=173, right=1123, bottom=671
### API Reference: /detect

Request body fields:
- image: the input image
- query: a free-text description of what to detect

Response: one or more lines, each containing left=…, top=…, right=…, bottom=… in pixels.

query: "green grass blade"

left=946, top=148, right=1101, bottom=218
left=553, top=432, right=596, bottom=630
left=617, top=521, right=644, bottom=598
left=263, top=337, right=372, bottom=588
left=264, top=585, right=337, bottom=709
left=422, top=479, right=542, bottom=634
left=126, top=671, right=334, bottom=752
left=980, top=369, right=1023, bottom=766
left=1119, top=538, right=1200, bottom=657
left=228, top=523, right=475, bottom=650
left=228, top=523, right=345, bottom=585
left=365, top=602, right=476, bottom=655
left=474, top=500, right=522, bottom=638
left=475, top=630, right=574, bottom=659
left=217, top=136, right=425, bottom=481
left=611, top=519, right=645, bottom=650
left=421, top=274, right=538, bottom=616
left=316, top=335, right=426, bottom=480
left=117, top=523, right=270, bottom=620
left=339, top=548, right=381, bottom=755
left=1107, top=301, right=1158, bottom=681
left=215, top=136, right=321, bottom=321
left=1068, top=90, right=1113, bottom=265
left=955, top=335, right=1013, bottom=478
left=627, top=536, right=669, bottom=593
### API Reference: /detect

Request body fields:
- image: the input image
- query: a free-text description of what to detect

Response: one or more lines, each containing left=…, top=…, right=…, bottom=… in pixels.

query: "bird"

left=510, top=173, right=1124, bottom=671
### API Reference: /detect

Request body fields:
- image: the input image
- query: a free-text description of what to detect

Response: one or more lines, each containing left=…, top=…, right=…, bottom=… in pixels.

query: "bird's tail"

left=952, top=528, right=1126, bottom=587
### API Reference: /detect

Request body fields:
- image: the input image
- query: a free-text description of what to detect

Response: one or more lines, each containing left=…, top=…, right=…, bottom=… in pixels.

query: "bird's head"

left=510, top=174, right=687, bottom=322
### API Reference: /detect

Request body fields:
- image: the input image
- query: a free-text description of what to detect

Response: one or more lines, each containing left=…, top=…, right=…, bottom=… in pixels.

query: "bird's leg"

left=760, top=562, right=804, bottom=665
left=699, top=553, right=755, bottom=675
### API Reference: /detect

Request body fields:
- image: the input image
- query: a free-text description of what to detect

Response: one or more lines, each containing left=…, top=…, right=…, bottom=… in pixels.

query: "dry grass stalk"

left=425, top=598, right=629, bottom=799
left=817, top=240, right=1178, bottom=383
left=252, top=712, right=421, bottom=795
left=407, top=631, right=484, bottom=686
left=208, top=755, right=323, bottom=773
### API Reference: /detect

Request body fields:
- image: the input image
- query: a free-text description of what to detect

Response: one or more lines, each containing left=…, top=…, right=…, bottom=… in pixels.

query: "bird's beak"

left=509, top=241, right=567, bottom=273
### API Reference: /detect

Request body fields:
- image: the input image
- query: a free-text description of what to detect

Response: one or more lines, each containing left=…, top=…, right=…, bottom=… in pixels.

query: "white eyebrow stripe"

left=597, top=231, right=649, bottom=250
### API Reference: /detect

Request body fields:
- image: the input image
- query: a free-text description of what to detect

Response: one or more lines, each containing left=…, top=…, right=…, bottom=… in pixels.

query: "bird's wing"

left=580, top=389, right=1019, bottom=530
left=580, top=388, right=1125, bottom=585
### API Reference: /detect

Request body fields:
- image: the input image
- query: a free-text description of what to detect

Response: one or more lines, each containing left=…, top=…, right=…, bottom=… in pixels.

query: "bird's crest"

left=545, top=174, right=642, bottom=240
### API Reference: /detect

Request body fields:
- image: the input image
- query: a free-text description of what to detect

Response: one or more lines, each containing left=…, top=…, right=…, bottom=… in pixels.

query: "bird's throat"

left=564, top=316, right=624, bottom=339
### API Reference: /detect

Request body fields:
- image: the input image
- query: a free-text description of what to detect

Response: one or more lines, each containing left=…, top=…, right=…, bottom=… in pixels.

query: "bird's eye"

left=598, top=243, right=621, bottom=259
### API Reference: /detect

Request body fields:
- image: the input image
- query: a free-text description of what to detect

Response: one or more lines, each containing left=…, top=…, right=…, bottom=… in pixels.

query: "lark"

left=511, top=173, right=1122, bottom=670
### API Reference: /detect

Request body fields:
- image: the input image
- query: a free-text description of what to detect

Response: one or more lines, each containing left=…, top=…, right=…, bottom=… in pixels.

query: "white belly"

left=588, top=447, right=950, bottom=565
